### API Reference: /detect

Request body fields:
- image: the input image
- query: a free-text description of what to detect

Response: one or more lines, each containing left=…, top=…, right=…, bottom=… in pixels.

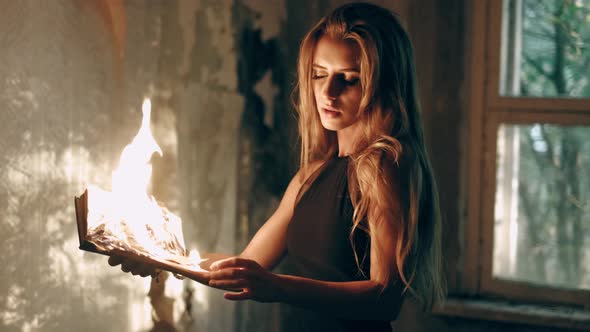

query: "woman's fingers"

left=224, top=289, right=252, bottom=301
left=208, top=267, right=259, bottom=292
left=210, top=257, right=260, bottom=271
left=121, top=261, right=136, bottom=273
left=108, top=255, right=124, bottom=267
left=209, top=268, right=255, bottom=281
left=109, top=256, right=156, bottom=278
left=206, top=262, right=278, bottom=303
left=183, top=269, right=211, bottom=285
left=137, top=270, right=152, bottom=278
left=130, top=264, right=153, bottom=277
left=208, top=278, right=249, bottom=290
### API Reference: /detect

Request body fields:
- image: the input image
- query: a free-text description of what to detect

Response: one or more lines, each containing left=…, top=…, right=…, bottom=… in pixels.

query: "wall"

left=0, top=1, right=169, bottom=331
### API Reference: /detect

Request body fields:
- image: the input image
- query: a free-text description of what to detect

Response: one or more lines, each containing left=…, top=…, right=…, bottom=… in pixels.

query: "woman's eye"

left=311, top=72, right=358, bottom=84
left=340, top=75, right=359, bottom=85
left=344, top=77, right=359, bottom=85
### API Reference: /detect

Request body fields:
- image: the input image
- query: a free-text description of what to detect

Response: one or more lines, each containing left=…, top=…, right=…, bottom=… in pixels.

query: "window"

left=461, top=0, right=590, bottom=314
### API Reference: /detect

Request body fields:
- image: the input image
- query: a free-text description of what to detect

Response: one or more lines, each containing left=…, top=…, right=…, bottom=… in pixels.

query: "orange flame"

left=85, top=98, right=201, bottom=268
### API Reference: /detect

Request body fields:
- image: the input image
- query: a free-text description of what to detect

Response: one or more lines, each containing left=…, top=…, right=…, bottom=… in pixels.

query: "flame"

left=85, top=98, right=201, bottom=269
left=112, top=99, right=162, bottom=199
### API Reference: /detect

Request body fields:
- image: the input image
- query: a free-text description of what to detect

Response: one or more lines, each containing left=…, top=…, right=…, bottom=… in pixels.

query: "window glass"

left=493, top=123, right=590, bottom=290
left=500, top=0, right=590, bottom=98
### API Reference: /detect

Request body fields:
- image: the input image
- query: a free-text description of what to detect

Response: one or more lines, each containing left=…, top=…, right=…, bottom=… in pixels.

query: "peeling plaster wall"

left=141, top=0, right=297, bottom=330
left=159, top=1, right=242, bottom=331
left=153, top=0, right=293, bottom=330
left=0, top=1, right=173, bottom=331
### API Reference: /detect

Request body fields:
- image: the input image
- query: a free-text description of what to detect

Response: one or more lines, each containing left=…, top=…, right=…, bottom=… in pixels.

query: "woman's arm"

left=207, top=209, right=404, bottom=321
left=283, top=196, right=403, bottom=321
left=196, top=171, right=302, bottom=272
left=207, top=256, right=403, bottom=321
left=237, top=161, right=323, bottom=269
left=276, top=274, right=403, bottom=321
left=281, top=195, right=404, bottom=321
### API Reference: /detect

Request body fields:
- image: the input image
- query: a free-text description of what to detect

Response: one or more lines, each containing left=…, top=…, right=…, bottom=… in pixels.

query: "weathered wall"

left=0, top=1, right=171, bottom=331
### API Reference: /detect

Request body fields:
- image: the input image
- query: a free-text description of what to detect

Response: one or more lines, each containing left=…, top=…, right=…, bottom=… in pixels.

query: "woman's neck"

left=336, top=122, right=362, bottom=157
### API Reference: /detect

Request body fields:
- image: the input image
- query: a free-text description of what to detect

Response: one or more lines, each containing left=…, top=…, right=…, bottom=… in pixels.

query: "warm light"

left=84, top=98, right=202, bottom=269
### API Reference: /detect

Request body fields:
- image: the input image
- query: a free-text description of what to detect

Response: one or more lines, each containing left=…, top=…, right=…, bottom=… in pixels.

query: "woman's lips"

left=321, top=107, right=341, bottom=118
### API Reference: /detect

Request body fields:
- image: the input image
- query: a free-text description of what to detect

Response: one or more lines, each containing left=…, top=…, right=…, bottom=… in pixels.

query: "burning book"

left=74, top=99, right=207, bottom=283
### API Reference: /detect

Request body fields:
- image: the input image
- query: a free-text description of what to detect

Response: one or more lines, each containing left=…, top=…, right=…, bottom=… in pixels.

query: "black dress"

left=283, top=155, right=399, bottom=332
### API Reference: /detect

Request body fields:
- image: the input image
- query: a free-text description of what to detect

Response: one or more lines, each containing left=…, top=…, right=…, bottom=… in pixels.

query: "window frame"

left=461, top=0, right=590, bottom=310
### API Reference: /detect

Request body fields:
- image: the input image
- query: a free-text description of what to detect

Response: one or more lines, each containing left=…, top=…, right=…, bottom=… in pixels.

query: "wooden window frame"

left=441, top=0, right=590, bottom=328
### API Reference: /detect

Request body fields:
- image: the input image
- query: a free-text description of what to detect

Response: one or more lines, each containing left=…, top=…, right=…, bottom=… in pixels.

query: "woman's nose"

left=322, top=76, right=341, bottom=100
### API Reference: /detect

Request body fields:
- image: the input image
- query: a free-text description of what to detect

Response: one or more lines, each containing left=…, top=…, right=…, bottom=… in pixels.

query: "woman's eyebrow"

left=312, top=63, right=360, bottom=73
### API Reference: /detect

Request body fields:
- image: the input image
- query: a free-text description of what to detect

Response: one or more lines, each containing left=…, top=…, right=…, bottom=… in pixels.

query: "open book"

left=74, top=189, right=209, bottom=284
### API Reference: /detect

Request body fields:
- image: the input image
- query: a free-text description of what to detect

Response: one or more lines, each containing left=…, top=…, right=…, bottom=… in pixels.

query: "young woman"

left=111, top=2, right=445, bottom=330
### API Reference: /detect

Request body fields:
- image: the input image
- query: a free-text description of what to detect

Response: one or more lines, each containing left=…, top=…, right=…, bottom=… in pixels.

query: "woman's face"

left=312, top=36, right=362, bottom=132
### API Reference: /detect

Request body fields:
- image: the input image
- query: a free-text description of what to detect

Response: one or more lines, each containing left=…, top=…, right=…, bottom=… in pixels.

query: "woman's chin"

left=320, top=120, right=341, bottom=131
left=320, top=117, right=357, bottom=132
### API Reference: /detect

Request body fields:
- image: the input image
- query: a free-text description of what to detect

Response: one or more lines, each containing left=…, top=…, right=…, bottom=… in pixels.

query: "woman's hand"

left=107, top=254, right=210, bottom=285
left=208, top=257, right=284, bottom=303
left=108, top=255, right=159, bottom=278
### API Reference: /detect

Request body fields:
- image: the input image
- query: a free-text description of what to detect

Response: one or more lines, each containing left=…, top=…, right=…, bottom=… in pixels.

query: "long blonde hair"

left=294, top=3, right=445, bottom=308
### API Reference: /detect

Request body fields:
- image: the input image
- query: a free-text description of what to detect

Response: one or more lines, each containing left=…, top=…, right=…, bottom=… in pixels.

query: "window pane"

left=500, top=0, right=590, bottom=98
left=493, top=124, right=590, bottom=290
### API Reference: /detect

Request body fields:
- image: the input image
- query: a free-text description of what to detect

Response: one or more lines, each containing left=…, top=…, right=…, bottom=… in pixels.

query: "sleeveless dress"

left=283, top=155, right=398, bottom=332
